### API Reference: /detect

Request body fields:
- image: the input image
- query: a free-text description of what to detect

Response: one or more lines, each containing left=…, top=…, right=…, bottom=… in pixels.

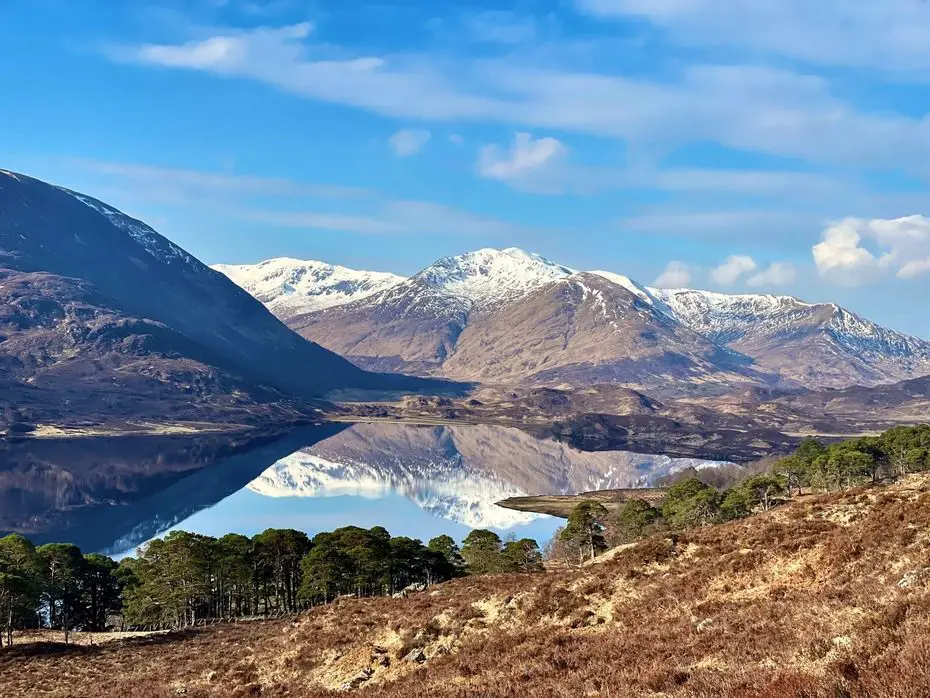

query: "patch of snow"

left=213, top=258, right=406, bottom=315
left=651, top=287, right=930, bottom=360
left=58, top=188, right=198, bottom=268
left=409, top=247, right=576, bottom=314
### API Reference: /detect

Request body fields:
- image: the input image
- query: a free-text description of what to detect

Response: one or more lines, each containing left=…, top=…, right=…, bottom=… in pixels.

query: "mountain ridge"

left=217, top=248, right=930, bottom=391
left=0, top=169, right=447, bottom=429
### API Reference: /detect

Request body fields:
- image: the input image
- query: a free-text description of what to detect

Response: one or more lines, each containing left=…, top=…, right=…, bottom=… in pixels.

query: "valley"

left=3, top=168, right=929, bottom=460
left=7, top=3, right=930, bottom=696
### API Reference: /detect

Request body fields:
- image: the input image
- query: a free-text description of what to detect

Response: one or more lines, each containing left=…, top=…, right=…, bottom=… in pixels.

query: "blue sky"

left=3, top=0, right=930, bottom=336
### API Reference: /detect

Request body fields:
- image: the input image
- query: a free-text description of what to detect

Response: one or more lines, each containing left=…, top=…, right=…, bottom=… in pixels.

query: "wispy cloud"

left=747, top=262, right=797, bottom=288
left=243, top=199, right=536, bottom=237
left=653, top=261, right=692, bottom=288
left=70, top=158, right=368, bottom=198
left=575, top=0, right=930, bottom=72
left=105, top=25, right=930, bottom=174
left=65, top=157, right=537, bottom=239
left=476, top=132, right=848, bottom=196
left=618, top=210, right=814, bottom=237
left=711, top=255, right=758, bottom=286
left=464, top=11, right=540, bottom=45
left=477, top=133, right=567, bottom=193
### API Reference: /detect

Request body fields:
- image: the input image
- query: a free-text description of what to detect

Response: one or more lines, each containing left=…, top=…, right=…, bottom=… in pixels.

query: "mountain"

left=284, top=249, right=767, bottom=394
left=650, top=289, right=930, bottom=388
left=289, top=248, right=579, bottom=376
left=0, top=169, right=435, bottom=428
left=212, top=257, right=405, bottom=322
left=235, top=247, right=930, bottom=392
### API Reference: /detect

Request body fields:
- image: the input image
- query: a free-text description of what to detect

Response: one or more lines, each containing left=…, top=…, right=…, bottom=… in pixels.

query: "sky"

left=3, top=0, right=930, bottom=336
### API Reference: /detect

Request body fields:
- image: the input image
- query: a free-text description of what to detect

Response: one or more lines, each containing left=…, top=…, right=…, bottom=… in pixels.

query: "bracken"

left=3, top=475, right=930, bottom=698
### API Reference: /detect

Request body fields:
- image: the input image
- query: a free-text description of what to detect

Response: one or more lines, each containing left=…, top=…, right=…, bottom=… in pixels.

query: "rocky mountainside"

left=212, top=257, right=405, bottom=322
left=651, top=289, right=930, bottom=388
left=0, top=169, right=434, bottom=427
left=236, top=247, right=930, bottom=392
left=290, top=251, right=769, bottom=395
left=289, top=248, right=577, bottom=376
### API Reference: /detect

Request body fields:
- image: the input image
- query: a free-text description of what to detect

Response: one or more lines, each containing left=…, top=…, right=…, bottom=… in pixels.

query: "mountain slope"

left=11, top=475, right=930, bottom=698
left=291, top=248, right=578, bottom=375
left=212, top=257, right=406, bottom=321
left=264, top=249, right=930, bottom=391
left=290, top=252, right=767, bottom=394
left=0, top=169, right=433, bottom=425
left=653, top=289, right=930, bottom=388
left=439, top=272, right=762, bottom=391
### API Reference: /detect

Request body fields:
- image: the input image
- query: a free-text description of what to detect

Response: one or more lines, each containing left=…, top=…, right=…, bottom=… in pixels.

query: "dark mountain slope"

left=0, top=170, right=442, bottom=426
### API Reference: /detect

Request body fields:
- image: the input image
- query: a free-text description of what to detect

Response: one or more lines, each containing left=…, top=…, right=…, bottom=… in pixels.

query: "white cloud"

left=448, top=134, right=464, bottom=146
left=109, top=26, right=930, bottom=174
left=812, top=215, right=930, bottom=285
left=476, top=133, right=567, bottom=192
left=653, top=261, right=692, bottom=288
left=575, top=0, right=930, bottom=72
left=711, top=255, right=758, bottom=286
left=389, top=129, right=432, bottom=156
left=898, top=258, right=930, bottom=279
left=746, top=262, right=797, bottom=288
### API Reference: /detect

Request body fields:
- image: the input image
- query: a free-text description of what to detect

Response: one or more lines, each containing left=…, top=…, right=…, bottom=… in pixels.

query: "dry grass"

left=4, top=476, right=930, bottom=697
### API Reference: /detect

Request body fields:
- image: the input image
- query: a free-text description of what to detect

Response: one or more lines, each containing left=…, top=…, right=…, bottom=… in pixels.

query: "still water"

left=0, top=422, right=728, bottom=555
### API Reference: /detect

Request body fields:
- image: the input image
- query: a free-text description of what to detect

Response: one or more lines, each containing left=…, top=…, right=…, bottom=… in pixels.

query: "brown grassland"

left=3, top=475, right=930, bottom=697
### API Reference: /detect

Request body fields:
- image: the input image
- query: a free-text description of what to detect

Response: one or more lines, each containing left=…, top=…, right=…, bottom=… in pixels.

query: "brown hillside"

left=4, top=476, right=930, bottom=697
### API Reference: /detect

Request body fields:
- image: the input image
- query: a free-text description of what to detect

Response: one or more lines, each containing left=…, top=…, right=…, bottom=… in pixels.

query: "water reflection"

left=0, top=422, right=728, bottom=555
left=163, top=423, right=727, bottom=551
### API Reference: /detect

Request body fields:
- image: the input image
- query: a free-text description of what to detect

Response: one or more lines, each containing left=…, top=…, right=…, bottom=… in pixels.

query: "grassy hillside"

left=3, top=475, right=930, bottom=697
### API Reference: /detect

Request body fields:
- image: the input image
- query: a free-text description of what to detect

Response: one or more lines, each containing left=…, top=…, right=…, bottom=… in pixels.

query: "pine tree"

left=561, top=502, right=609, bottom=563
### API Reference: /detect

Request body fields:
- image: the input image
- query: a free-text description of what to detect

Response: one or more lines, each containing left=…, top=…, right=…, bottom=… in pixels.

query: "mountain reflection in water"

left=0, top=422, right=728, bottom=555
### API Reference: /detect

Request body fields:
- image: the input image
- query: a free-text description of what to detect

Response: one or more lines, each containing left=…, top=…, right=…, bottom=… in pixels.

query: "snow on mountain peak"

left=652, top=287, right=930, bottom=359
left=413, top=247, right=576, bottom=311
left=213, top=257, right=406, bottom=316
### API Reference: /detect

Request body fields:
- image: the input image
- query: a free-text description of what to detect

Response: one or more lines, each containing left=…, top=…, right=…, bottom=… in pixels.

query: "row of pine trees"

left=0, top=526, right=543, bottom=645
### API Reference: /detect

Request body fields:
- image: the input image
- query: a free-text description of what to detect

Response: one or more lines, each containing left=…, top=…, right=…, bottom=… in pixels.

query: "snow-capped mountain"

left=410, top=247, right=576, bottom=313
left=246, top=422, right=729, bottom=530
left=650, top=289, right=930, bottom=388
left=212, top=257, right=406, bottom=320
left=220, top=246, right=930, bottom=391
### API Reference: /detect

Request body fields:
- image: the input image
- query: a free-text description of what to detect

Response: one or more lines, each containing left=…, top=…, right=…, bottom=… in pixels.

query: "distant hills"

left=0, top=169, right=440, bottom=429
left=216, top=248, right=930, bottom=395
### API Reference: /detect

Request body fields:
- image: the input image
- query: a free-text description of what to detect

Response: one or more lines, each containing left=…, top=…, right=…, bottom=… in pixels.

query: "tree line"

left=552, top=424, right=930, bottom=563
left=0, top=525, right=543, bottom=645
